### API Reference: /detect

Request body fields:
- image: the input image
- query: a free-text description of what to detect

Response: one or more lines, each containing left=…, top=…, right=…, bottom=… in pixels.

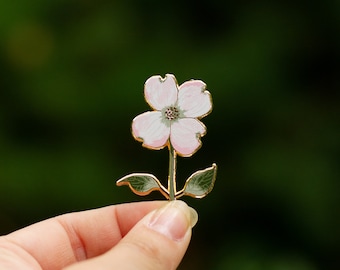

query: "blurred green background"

left=0, top=0, right=339, bottom=269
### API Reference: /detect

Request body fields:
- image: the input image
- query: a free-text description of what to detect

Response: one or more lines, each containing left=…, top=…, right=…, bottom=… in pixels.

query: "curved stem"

left=168, top=143, right=177, bottom=200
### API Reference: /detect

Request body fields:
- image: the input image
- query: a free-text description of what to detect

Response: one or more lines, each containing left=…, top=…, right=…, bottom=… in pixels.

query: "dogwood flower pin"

left=116, top=74, right=217, bottom=200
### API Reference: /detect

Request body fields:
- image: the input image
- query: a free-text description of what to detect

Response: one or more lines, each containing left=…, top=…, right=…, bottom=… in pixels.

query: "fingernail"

left=148, top=200, right=198, bottom=241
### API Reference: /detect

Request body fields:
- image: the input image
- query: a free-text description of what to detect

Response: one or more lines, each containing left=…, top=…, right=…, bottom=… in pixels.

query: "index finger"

left=0, top=201, right=166, bottom=270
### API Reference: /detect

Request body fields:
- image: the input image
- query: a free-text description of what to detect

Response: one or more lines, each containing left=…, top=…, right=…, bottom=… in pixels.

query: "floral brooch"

left=116, top=74, right=217, bottom=200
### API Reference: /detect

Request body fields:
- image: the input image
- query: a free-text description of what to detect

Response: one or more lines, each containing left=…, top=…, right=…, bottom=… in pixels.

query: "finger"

left=0, top=201, right=166, bottom=269
left=64, top=200, right=198, bottom=270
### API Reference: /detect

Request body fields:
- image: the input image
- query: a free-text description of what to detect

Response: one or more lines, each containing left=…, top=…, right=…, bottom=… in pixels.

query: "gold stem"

left=168, top=143, right=177, bottom=200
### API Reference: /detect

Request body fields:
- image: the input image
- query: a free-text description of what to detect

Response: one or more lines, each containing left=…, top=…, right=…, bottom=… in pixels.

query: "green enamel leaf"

left=116, top=173, right=164, bottom=196
left=179, top=163, right=217, bottom=198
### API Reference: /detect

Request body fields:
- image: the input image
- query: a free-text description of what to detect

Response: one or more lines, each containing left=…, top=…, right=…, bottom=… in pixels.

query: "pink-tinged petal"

left=144, top=74, right=178, bottom=110
left=178, top=80, right=212, bottom=118
left=170, top=118, right=206, bottom=157
left=132, top=111, right=170, bottom=149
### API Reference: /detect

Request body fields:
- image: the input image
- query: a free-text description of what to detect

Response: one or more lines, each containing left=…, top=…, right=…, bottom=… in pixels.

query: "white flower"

left=132, top=74, right=212, bottom=157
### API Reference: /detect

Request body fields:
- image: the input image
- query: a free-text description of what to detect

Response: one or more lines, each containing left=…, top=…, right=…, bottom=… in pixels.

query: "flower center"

left=164, top=106, right=180, bottom=121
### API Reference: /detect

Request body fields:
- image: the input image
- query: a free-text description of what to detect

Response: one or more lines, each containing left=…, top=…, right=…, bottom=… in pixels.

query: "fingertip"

left=148, top=200, right=198, bottom=241
left=63, top=201, right=197, bottom=270
left=188, top=205, right=198, bottom=228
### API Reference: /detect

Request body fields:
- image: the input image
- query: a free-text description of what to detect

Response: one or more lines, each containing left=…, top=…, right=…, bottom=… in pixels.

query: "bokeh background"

left=0, top=0, right=339, bottom=269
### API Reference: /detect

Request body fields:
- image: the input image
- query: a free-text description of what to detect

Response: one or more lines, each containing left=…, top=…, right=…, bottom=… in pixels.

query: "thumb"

left=64, top=200, right=198, bottom=270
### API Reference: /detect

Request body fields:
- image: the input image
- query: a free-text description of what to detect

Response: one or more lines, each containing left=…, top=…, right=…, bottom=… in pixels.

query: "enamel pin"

left=116, top=74, right=217, bottom=200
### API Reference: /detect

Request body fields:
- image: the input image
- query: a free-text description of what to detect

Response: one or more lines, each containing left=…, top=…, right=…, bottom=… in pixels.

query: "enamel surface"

left=132, top=74, right=212, bottom=156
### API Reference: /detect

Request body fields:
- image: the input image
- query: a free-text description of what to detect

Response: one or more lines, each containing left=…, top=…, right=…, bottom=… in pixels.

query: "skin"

left=0, top=200, right=197, bottom=270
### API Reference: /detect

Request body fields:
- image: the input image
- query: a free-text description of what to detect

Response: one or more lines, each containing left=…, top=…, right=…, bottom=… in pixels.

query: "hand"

left=0, top=200, right=198, bottom=269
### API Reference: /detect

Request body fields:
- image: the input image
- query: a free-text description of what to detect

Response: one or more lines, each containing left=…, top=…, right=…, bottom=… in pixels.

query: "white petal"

left=178, top=80, right=212, bottom=118
left=170, top=118, right=206, bottom=157
left=132, top=111, right=170, bottom=149
left=144, top=74, right=178, bottom=110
